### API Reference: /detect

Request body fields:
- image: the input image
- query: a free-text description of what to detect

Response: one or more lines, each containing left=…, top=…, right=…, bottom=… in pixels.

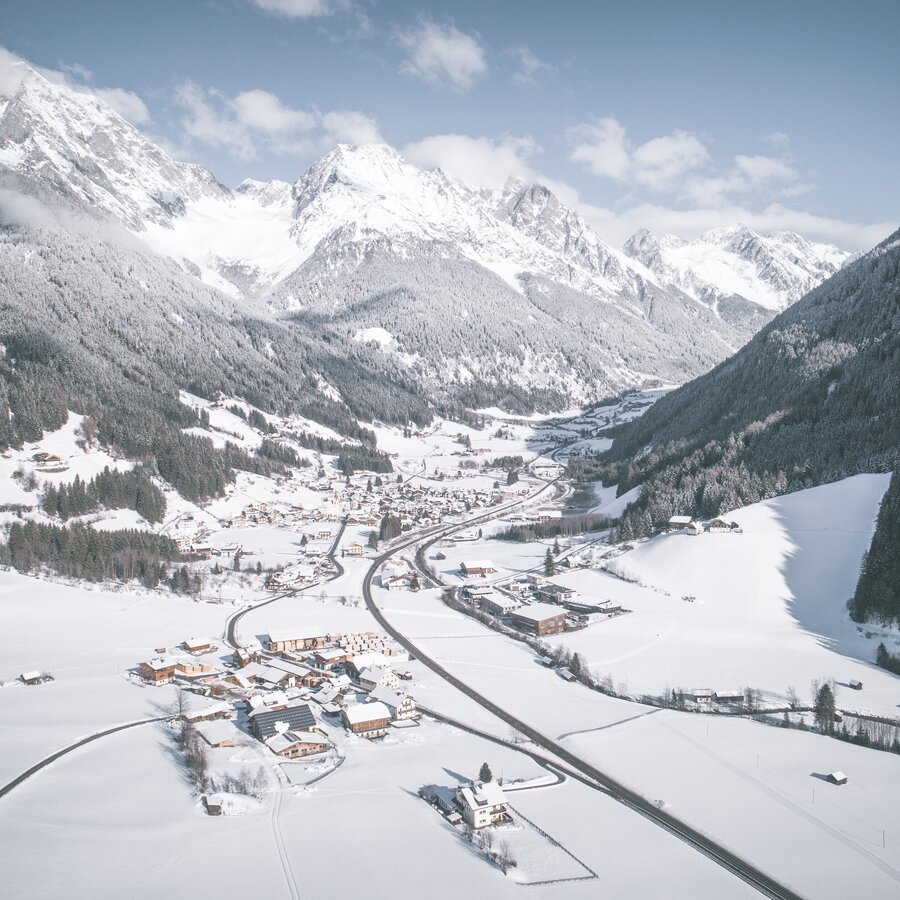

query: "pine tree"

left=814, top=683, right=836, bottom=734
left=479, top=762, right=493, bottom=783
left=544, top=547, right=555, bottom=577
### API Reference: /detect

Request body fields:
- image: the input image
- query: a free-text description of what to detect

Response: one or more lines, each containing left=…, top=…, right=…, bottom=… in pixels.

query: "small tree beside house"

left=479, top=762, right=493, bottom=783
left=544, top=547, right=555, bottom=577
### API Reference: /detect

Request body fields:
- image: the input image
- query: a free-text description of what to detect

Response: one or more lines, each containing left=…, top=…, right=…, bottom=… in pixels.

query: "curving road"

left=225, top=517, right=347, bottom=651
left=0, top=716, right=167, bottom=801
left=362, top=483, right=807, bottom=900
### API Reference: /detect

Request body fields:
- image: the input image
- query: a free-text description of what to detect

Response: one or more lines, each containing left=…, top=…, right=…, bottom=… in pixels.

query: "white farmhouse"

left=358, top=666, right=400, bottom=692
left=455, top=780, right=509, bottom=829
left=368, top=685, right=416, bottom=720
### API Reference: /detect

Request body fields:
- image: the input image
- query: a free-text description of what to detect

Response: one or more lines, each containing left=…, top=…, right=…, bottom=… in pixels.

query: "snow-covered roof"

left=458, top=780, right=507, bottom=811
left=143, top=656, right=177, bottom=670
left=461, top=560, right=495, bottom=570
left=185, top=699, right=232, bottom=720
left=19, top=670, right=42, bottom=681
left=368, top=685, right=409, bottom=708
left=359, top=665, right=392, bottom=682
left=315, top=648, right=348, bottom=661
left=669, top=515, right=693, bottom=525
left=266, top=730, right=329, bottom=754
left=511, top=602, right=566, bottom=623
left=343, top=701, right=391, bottom=725
left=183, top=637, right=212, bottom=648
left=268, top=628, right=326, bottom=643
left=195, top=720, right=239, bottom=744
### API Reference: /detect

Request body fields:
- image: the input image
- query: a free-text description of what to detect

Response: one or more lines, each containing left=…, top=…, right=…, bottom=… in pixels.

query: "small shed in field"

left=827, top=771, right=848, bottom=785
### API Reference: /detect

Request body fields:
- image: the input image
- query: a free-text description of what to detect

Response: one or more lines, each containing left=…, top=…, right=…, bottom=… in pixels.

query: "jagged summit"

left=0, top=61, right=226, bottom=229
left=235, top=178, right=292, bottom=207
left=0, top=58, right=856, bottom=408
left=623, top=224, right=850, bottom=311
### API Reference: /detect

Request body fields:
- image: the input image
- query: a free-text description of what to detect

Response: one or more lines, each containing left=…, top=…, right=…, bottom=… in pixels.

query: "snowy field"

left=543, top=475, right=900, bottom=713
left=568, top=711, right=900, bottom=899
left=0, top=571, right=227, bottom=785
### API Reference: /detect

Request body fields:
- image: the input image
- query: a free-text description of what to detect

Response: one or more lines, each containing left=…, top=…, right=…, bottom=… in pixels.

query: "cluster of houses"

left=459, top=573, right=625, bottom=636
left=667, top=515, right=743, bottom=535
left=134, top=626, right=418, bottom=760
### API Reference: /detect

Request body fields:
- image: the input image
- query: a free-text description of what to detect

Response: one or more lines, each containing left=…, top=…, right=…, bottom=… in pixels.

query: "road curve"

left=362, top=486, right=807, bottom=900
left=225, top=517, right=348, bottom=651
left=0, top=716, right=167, bottom=801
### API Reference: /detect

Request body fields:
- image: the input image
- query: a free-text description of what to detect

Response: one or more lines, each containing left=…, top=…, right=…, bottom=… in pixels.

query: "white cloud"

left=508, top=45, right=552, bottom=86
left=403, top=133, right=539, bottom=189
left=0, top=46, right=150, bottom=124
left=92, top=87, right=151, bottom=124
left=398, top=21, right=487, bottom=91
left=174, top=81, right=381, bottom=161
left=250, top=0, right=333, bottom=18
left=569, top=118, right=708, bottom=189
left=232, top=89, right=316, bottom=135
left=733, top=154, right=797, bottom=184
left=764, top=131, right=791, bottom=149
left=175, top=82, right=258, bottom=161
left=568, top=117, right=632, bottom=181
left=632, top=132, right=710, bottom=190
left=322, top=110, right=382, bottom=145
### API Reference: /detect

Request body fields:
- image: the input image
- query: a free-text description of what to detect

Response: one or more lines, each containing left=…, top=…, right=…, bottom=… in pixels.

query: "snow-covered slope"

left=0, top=61, right=226, bottom=229
left=624, top=225, right=850, bottom=313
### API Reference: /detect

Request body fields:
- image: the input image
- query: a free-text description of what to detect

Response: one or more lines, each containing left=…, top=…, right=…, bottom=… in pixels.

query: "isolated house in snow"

left=138, top=657, right=177, bottom=684
left=455, top=780, right=510, bottom=829
left=460, top=560, right=496, bottom=577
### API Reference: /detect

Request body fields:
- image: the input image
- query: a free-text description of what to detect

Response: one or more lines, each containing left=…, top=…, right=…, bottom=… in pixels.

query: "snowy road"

left=361, top=482, right=808, bottom=900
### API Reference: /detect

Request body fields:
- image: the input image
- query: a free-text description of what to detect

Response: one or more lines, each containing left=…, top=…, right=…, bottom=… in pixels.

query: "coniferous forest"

left=584, top=230, right=900, bottom=558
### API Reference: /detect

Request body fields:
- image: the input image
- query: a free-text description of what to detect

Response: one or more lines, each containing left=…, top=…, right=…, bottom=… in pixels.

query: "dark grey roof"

left=250, top=703, right=316, bottom=739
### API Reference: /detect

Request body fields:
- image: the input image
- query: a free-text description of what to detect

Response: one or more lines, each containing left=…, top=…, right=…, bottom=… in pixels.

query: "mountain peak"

left=235, top=178, right=292, bottom=207
left=0, top=61, right=226, bottom=230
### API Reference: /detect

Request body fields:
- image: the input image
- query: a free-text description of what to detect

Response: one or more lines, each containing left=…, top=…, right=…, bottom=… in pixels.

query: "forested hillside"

left=590, top=229, right=899, bottom=552
left=0, top=222, right=429, bottom=499
left=850, top=472, right=900, bottom=626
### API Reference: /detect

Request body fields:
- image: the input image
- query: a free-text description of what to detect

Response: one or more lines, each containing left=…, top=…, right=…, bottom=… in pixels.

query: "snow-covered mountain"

left=623, top=226, right=850, bottom=314
left=0, top=56, right=853, bottom=411
left=0, top=60, right=227, bottom=229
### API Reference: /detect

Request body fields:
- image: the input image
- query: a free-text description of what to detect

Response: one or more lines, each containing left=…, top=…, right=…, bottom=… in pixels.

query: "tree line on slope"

left=582, top=231, right=899, bottom=563
left=849, top=472, right=900, bottom=626
left=0, top=223, right=425, bottom=504
left=1, top=521, right=180, bottom=587
left=41, top=467, right=166, bottom=523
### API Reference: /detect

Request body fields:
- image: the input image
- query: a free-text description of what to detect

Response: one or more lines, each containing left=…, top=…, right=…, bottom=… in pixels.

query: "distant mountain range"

left=0, top=57, right=854, bottom=415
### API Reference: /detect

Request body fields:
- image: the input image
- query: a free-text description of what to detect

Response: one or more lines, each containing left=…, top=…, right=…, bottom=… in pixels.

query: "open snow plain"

left=2, top=401, right=899, bottom=899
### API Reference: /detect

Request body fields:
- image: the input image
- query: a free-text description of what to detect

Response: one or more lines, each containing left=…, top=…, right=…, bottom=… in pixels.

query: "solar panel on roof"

left=250, top=703, right=316, bottom=739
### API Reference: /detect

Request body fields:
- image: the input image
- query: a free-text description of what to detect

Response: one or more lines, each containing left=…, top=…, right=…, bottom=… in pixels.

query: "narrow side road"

left=363, top=484, right=808, bottom=900
left=0, top=716, right=167, bottom=801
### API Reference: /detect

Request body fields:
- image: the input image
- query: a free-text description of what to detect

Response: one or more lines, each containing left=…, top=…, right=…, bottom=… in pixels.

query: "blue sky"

left=2, top=0, right=898, bottom=248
